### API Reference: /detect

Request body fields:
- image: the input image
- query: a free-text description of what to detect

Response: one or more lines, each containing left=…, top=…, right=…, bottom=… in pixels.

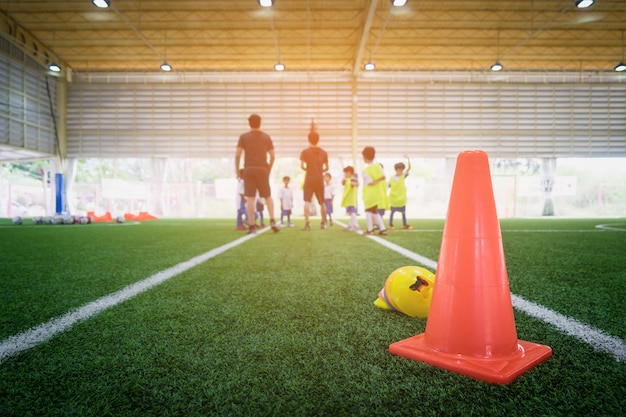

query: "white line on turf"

left=595, top=223, right=626, bottom=232
left=0, top=227, right=269, bottom=363
left=394, top=229, right=611, bottom=233
left=335, top=220, right=626, bottom=363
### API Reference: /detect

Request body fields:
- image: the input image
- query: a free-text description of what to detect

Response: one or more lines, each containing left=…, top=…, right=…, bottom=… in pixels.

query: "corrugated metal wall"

left=0, top=40, right=57, bottom=158
left=66, top=72, right=626, bottom=159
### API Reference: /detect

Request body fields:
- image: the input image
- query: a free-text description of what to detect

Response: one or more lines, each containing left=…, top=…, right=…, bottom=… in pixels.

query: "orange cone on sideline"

left=87, top=211, right=113, bottom=222
left=389, top=150, right=552, bottom=384
left=136, top=211, right=158, bottom=220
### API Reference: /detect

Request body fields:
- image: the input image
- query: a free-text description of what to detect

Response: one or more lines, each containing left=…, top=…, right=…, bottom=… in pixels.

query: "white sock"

left=366, top=212, right=373, bottom=231
left=375, top=213, right=386, bottom=231
left=350, top=213, right=358, bottom=228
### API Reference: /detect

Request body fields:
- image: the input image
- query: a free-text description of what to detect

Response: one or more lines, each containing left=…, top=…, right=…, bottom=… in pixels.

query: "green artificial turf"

left=0, top=218, right=624, bottom=416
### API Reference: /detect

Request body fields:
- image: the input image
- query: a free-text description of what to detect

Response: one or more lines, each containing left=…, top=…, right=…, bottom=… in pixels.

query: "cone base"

left=389, top=333, right=552, bottom=384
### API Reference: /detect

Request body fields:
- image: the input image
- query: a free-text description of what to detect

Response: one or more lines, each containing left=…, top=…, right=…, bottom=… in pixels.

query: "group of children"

left=340, top=147, right=412, bottom=235
left=237, top=147, right=412, bottom=235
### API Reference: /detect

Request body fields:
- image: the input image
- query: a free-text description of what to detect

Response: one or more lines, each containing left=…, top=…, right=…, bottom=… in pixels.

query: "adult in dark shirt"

left=300, top=131, right=329, bottom=230
left=235, top=114, right=279, bottom=234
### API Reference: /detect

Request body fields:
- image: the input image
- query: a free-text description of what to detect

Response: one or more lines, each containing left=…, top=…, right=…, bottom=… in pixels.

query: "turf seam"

left=0, top=227, right=269, bottom=363
left=335, top=220, right=626, bottom=363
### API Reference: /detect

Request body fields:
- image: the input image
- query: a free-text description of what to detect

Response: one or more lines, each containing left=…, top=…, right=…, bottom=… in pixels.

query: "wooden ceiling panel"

left=1, top=0, right=624, bottom=73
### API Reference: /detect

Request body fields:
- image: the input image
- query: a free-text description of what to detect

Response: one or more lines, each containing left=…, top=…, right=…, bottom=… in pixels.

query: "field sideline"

left=0, top=217, right=624, bottom=416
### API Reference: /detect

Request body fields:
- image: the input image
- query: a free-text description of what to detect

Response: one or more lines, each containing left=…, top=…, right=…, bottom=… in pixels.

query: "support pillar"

left=541, top=158, right=557, bottom=216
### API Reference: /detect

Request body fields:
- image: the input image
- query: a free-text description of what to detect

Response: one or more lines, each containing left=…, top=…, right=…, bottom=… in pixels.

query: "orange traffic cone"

left=389, top=150, right=552, bottom=384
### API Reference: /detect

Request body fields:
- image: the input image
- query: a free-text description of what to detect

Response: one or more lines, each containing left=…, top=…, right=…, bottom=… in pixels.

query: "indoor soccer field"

left=0, top=217, right=624, bottom=416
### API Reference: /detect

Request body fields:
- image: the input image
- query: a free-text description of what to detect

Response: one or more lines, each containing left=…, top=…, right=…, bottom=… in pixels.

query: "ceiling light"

left=160, top=62, right=172, bottom=71
left=48, top=63, right=61, bottom=72
left=92, top=0, right=110, bottom=8
left=575, top=0, right=595, bottom=8
left=491, top=62, right=503, bottom=71
left=391, top=0, right=408, bottom=6
left=274, top=62, right=285, bottom=71
left=364, top=62, right=375, bottom=71
left=258, top=0, right=274, bottom=7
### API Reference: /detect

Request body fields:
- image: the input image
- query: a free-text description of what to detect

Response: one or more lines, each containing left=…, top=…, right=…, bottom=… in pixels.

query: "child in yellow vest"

left=341, top=166, right=360, bottom=232
left=388, top=157, right=412, bottom=230
left=361, top=146, right=387, bottom=236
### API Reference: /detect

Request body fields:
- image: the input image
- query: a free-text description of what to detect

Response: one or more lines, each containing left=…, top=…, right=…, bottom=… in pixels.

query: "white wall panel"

left=66, top=76, right=625, bottom=159
left=0, top=51, right=57, bottom=157
left=357, top=82, right=626, bottom=158
left=67, top=82, right=353, bottom=159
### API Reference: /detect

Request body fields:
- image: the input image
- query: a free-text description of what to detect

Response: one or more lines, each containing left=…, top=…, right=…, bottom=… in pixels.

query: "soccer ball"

left=12, top=216, right=23, bottom=225
left=115, top=216, right=125, bottom=223
left=63, top=216, right=75, bottom=225
left=374, top=266, right=436, bottom=318
left=78, top=216, right=88, bottom=224
left=32, top=216, right=43, bottom=225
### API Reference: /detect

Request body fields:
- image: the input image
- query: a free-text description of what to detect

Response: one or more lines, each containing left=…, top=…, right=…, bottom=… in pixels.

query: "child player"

left=388, top=156, right=413, bottom=230
left=361, top=146, right=387, bottom=236
left=279, top=175, right=294, bottom=227
left=324, top=172, right=334, bottom=227
left=341, top=166, right=360, bottom=232
left=236, top=169, right=247, bottom=230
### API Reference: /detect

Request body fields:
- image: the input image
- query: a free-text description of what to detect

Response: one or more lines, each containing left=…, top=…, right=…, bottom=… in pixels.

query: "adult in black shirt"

left=235, top=114, right=279, bottom=234
left=300, top=131, right=329, bottom=230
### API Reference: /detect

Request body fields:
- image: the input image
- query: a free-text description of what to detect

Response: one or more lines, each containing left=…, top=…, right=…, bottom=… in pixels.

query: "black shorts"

left=303, top=179, right=324, bottom=204
left=243, top=166, right=271, bottom=198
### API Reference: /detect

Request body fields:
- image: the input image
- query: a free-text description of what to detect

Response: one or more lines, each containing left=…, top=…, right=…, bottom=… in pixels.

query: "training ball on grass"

left=63, top=216, right=75, bottom=225
left=374, top=266, right=436, bottom=318
left=12, top=216, right=23, bottom=225
left=115, top=216, right=125, bottom=223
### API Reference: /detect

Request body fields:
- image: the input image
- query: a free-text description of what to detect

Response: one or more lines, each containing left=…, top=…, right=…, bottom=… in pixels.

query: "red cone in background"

left=389, top=150, right=552, bottom=384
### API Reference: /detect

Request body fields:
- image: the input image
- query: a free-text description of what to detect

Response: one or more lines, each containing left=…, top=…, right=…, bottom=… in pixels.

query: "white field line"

left=595, top=223, right=626, bottom=232
left=397, top=229, right=613, bottom=233
left=335, top=220, right=626, bottom=363
left=0, top=227, right=268, bottom=363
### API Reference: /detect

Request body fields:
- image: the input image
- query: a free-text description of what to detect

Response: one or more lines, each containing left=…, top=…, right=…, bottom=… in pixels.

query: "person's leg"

left=302, top=186, right=313, bottom=230
left=265, top=197, right=276, bottom=225
left=375, top=212, right=386, bottom=233
left=389, top=208, right=396, bottom=228
left=246, top=198, right=256, bottom=233
left=236, top=205, right=243, bottom=228
left=326, top=200, right=333, bottom=226
left=258, top=207, right=264, bottom=226
left=365, top=209, right=374, bottom=233
left=350, top=212, right=359, bottom=229
left=257, top=169, right=279, bottom=233
left=302, top=201, right=311, bottom=229
left=243, top=170, right=258, bottom=234
left=315, top=187, right=326, bottom=228
left=304, top=201, right=310, bottom=224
